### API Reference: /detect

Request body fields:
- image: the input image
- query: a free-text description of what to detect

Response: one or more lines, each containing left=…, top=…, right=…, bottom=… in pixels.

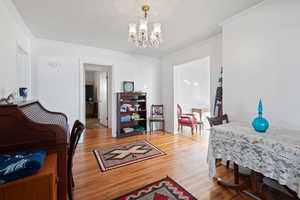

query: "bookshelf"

left=117, top=92, right=147, bottom=138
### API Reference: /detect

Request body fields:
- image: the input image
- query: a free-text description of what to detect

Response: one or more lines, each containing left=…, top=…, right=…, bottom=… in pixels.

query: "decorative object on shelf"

left=19, top=88, right=28, bottom=101
left=120, top=104, right=132, bottom=112
left=134, top=104, right=140, bottom=111
left=122, top=127, right=134, bottom=133
left=121, top=115, right=131, bottom=123
left=252, top=99, right=269, bottom=132
left=132, top=95, right=139, bottom=100
left=123, top=81, right=134, bottom=92
left=133, top=125, right=145, bottom=131
left=128, top=4, right=162, bottom=48
left=131, top=113, right=140, bottom=120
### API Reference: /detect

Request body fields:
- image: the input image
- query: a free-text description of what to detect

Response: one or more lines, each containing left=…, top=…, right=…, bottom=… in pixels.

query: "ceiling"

left=12, top=0, right=263, bottom=57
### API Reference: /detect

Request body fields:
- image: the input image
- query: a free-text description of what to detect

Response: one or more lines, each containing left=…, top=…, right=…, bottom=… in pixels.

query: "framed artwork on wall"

left=123, top=81, right=134, bottom=92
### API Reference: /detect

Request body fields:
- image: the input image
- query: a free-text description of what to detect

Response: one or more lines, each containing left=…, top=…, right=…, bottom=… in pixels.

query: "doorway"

left=83, top=64, right=111, bottom=130
left=173, top=57, right=211, bottom=134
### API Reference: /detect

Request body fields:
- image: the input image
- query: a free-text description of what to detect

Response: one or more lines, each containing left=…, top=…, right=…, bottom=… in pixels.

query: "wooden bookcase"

left=117, top=92, right=147, bottom=138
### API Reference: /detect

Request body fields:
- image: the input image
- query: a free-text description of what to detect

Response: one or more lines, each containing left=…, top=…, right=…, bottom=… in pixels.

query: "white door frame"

left=79, top=59, right=113, bottom=128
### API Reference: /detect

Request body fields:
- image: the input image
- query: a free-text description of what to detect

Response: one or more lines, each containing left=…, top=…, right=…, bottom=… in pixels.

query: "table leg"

left=217, top=163, right=250, bottom=191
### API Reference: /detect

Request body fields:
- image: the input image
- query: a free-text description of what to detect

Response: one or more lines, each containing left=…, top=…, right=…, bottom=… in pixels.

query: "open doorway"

left=84, top=64, right=110, bottom=130
left=174, top=57, right=211, bottom=134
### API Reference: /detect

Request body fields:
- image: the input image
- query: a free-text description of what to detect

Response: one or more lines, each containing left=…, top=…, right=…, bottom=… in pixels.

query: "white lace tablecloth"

left=207, top=122, right=300, bottom=198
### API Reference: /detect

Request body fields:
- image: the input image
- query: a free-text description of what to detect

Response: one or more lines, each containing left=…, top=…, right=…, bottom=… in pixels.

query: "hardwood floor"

left=73, top=127, right=252, bottom=200
left=86, top=118, right=107, bottom=130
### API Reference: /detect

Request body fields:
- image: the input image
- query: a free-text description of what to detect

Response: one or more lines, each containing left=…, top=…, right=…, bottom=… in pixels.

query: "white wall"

left=0, top=0, right=33, bottom=97
left=174, top=57, right=210, bottom=114
left=161, top=35, right=222, bottom=133
left=222, top=0, right=300, bottom=129
left=31, top=39, right=161, bottom=137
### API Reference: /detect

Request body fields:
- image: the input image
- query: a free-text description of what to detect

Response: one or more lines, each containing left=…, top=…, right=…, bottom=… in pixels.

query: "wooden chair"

left=207, top=114, right=230, bottom=168
left=149, top=105, right=165, bottom=133
left=192, top=108, right=204, bottom=132
left=177, top=104, right=198, bottom=134
left=207, top=114, right=229, bottom=127
left=68, top=120, right=85, bottom=200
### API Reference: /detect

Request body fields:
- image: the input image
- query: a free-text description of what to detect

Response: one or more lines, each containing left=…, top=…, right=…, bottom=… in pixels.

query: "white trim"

left=219, top=0, right=270, bottom=26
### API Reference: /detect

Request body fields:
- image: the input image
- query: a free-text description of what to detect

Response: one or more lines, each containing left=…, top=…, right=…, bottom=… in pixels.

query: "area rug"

left=93, top=140, right=165, bottom=172
left=112, top=177, right=197, bottom=200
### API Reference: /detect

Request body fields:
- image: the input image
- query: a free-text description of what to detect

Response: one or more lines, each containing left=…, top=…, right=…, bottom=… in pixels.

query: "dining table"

left=207, top=121, right=300, bottom=199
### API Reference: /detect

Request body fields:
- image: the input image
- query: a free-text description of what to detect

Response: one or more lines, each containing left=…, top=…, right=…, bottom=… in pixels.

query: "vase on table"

left=252, top=99, right=269, bottom=132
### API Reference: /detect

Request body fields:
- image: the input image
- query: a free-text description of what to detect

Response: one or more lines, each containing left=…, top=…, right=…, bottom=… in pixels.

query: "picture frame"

left=123, top=81, right=134, bottom=92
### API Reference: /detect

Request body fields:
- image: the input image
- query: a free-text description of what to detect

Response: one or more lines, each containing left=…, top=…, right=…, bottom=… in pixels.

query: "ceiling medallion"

left=128, top=5, right=162, bottom=48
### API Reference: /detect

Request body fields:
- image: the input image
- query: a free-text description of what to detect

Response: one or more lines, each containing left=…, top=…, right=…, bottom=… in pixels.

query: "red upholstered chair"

left=177, top=104, right=198, bottom=134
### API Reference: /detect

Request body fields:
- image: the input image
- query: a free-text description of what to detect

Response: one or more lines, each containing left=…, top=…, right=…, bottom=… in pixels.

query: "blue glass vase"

left=252, top=99, right=269, bottom=132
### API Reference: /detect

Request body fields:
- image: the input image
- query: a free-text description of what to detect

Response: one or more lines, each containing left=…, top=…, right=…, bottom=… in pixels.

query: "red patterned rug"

left=93, top=140, right=165, bottom=172
left=112, top=177, right=197, bottom=200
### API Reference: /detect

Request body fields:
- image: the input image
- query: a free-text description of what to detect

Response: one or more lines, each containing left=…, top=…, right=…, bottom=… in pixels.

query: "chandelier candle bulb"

left=153, top=23, right=161, bottom=34
left=129, top=24, right=137, bottom=34
left=139, top=19, right=148, bottom=32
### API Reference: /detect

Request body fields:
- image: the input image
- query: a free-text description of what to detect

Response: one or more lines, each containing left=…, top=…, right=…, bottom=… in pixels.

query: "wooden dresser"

left=0, top=153, right=57, bottom=200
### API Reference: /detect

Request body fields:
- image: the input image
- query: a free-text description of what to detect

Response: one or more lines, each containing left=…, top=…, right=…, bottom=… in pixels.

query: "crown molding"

left=2, top=0, right=34, bottom=39
left=219, top=0, right=269, bottom=27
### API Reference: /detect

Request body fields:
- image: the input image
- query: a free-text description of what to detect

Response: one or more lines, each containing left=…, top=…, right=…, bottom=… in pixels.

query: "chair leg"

left=68, top=169, right=73, bottom=200
left=226, top=161, right=230, bottom=168
left=261, top=185, right=273, bottom=200
left=71, top=172, right=75, bottom=188
left=234, top=163, right=239, bottom=184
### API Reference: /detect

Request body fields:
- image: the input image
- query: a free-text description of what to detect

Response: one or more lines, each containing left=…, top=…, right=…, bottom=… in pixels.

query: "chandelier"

left=128, top=5, right=162, bottom=48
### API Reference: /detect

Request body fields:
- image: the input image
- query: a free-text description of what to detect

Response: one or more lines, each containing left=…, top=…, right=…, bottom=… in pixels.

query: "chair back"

left=69, top=120, right=85, bottom=159
left=207, top=114, right=229, bottom=127
left=177, top=104, right=183, bottom=118
left=192, top=108, right=202, bottom=121
left=151, top=105, right=164, bottom=120
left=67, top=120, right=84, bottom=199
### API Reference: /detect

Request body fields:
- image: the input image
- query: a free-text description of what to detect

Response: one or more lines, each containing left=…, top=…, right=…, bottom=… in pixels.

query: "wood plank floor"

left=73, top=127, right=252, bottom=200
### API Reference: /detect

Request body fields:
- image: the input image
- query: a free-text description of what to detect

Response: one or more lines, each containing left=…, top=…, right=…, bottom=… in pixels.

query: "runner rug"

left=93, top=140, right=165, bottom=172
left=112, top=177, right=197, bottom=200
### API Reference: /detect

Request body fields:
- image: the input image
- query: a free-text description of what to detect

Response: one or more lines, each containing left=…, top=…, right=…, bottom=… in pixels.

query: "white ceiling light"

left=128, top=5, right=162, bottom=48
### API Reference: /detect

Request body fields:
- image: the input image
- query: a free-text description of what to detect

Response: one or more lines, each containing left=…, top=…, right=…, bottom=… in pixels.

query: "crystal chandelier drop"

left=128, top=5, right=162, bottom=48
